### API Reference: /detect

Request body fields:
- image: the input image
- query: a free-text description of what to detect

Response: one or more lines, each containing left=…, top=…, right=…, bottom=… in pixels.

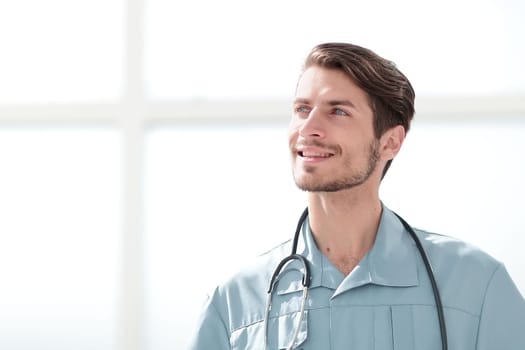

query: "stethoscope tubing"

left=393, top=212, right=448, bottom=350
left=265, top=207, right=448, bottom=350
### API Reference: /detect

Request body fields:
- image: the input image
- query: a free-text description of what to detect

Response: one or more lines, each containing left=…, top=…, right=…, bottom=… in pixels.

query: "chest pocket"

left=331, top=304, right=440, bottom=349
left=380, top=305, right=441, bottom=350
left=389, top=305, right=478, bottom=350
left=230, top=310, right=308, bottom=350
left=390, top=305, right=416, bottom=350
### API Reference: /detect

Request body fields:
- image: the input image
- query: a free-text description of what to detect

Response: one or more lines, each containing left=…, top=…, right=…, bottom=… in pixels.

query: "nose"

left=298, top=107, right=325, bottom=138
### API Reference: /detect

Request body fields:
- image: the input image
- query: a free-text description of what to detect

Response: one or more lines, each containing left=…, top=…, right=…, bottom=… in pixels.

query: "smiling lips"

left=296, top=147, right=335, bottom=162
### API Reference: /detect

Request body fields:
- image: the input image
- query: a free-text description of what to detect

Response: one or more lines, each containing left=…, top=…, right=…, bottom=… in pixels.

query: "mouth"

left=296, top=147, right=335, bottom=161
left=298, top=150, right=333, bottom=158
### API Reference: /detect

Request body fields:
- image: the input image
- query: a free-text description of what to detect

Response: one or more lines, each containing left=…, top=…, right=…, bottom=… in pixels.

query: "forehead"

left=295, top=66, right=370, bottom=107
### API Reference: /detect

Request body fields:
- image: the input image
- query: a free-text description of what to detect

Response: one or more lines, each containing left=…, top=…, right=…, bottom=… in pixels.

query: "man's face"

left=288, top=65, right=381, bottom=192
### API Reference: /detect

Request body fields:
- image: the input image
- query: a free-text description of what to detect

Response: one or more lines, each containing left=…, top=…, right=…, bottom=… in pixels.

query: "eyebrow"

left=293, top=98, right=310, bottom=105
left=327, top=99, right=357, bottom=109
left=294, top=98, right=357, bottom=110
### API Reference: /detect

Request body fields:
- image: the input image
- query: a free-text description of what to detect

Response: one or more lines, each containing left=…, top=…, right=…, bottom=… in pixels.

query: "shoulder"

left=205, top=239, right=292, bottom=331
left=413, top=228, right=504, bottom=315
left=415, top=228, right=500, bottom=270
left=220, top=239, right=291, bottom=292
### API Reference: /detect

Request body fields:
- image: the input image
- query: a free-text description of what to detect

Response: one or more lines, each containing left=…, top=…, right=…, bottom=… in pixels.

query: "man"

left=188, top=43, right=525, bottom=349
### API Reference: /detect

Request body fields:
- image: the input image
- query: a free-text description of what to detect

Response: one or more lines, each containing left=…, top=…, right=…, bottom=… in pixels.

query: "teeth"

left=301, top=152, right=331, bottom=158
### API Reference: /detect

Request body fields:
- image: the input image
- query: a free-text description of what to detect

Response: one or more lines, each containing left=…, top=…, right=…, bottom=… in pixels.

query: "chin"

left=294, top=176, right=336, bottom=193
left=295, top=183, right=344, bottom=193
left=294, top=172, right=372, bottom=192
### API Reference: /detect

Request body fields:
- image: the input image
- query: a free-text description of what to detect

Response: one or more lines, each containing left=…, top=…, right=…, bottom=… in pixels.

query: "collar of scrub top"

left=276, top=205, right=420, bottom=298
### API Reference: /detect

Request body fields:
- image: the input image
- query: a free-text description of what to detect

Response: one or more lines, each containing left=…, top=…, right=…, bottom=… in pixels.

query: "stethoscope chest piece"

left=263, top=253, right=310, bottom=350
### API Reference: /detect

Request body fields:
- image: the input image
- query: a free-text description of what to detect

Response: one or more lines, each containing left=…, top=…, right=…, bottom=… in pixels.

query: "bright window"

left=145, top=0, right=525, bottom=99
left=0, top=128, right=121, bottom=350
left=0, top=0, right=124, bottom=104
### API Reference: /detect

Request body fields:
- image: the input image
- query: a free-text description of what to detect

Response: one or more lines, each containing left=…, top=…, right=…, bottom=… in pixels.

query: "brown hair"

left=303, top=43, right=415, bottom=176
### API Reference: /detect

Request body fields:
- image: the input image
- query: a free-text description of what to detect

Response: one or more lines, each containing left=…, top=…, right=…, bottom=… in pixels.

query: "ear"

left=379, top=125, right=405, bottom=161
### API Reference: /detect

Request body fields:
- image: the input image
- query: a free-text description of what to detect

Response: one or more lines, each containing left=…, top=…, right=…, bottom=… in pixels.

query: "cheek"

left=287, top=123, right=300, bottom=146
left=288, top=117, right=301, bottom=132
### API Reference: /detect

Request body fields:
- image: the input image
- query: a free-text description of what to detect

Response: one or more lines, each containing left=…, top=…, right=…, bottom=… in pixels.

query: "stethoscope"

left=263, top=207, right=448, bottom=350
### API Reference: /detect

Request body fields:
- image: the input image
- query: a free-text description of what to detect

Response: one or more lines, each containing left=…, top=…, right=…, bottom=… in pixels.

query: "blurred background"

left=0, top=0, right=524, bottom=349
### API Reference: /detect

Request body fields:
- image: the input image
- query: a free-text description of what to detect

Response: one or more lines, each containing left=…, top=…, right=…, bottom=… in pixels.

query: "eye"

left=333, top=108, right=349, bottom=116
left=294, top=105, right=310, bottom=114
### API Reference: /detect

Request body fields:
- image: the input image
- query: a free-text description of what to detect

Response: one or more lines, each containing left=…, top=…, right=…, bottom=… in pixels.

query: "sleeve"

left=476, top=264, right=525, bottom=350
left=187, top=293, right=231, bottom=350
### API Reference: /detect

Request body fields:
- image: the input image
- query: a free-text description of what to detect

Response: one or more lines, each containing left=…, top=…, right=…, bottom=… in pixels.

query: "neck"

left=307, top=188, right=382, bottom=275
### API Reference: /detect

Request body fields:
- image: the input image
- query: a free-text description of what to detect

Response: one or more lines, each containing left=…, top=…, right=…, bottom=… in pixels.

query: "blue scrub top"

left=188, top=206, right=525, bottom=349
